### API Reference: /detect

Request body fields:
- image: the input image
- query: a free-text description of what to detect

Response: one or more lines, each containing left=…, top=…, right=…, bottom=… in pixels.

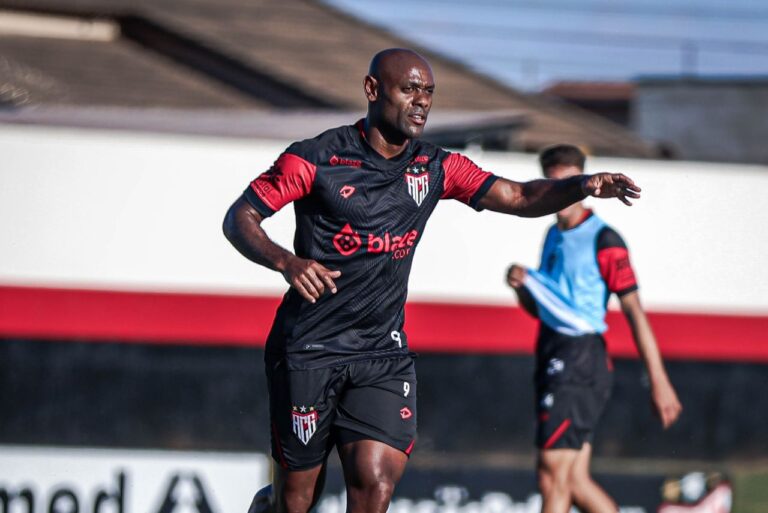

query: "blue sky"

left=322, top=0, right=768, bottom=90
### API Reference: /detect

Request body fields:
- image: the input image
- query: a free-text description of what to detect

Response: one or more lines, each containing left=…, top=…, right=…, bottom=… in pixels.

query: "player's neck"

left=363, top=118, right=409, bottom=160
left=557, top=205, right=590, bottom=230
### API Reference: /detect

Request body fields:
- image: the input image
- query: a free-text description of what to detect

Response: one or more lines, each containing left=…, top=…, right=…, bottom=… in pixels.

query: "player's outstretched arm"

left=223, top=196, right=340, bottom=303
left=477, top=173, right=641, bottom=217
left=619, top=291, right=682, bottom=429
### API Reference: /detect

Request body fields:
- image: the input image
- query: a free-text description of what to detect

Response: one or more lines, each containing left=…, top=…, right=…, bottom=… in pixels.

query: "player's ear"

left=364, top=75, right=379, bottom=102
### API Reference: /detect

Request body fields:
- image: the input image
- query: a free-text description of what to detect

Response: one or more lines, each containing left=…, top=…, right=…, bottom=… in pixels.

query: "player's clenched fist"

left=283, top=256, right=341, bottom=303
left=582, top=173, right=642, bottom=206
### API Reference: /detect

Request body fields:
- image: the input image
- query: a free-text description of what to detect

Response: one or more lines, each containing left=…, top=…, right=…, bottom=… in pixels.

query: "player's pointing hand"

left=283, top=256, right=341, bottom=304
left=582, top=173, right=641, bottom=206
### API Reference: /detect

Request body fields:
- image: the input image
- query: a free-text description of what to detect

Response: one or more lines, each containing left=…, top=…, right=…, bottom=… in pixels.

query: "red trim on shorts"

left=543, top=419, right=572, bottom=449
left=271, top=422, right=288, bottom=469
left=404, top=439, right=416, bottom=455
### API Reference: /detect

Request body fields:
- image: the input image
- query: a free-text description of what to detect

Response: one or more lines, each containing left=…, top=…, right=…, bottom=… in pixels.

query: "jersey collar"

left=354, top=119, right=415, bottom=169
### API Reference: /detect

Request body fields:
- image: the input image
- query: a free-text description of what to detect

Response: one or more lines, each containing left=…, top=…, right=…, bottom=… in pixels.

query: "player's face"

left=544, top=164, right=584, bottom=220
left=378, top=64, right=435, bottom=139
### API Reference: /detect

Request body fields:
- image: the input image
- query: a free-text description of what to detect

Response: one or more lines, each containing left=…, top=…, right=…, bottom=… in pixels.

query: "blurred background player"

left=224, top=49, right=642, bottom=513
left=506, top=144, right=682, bottom=513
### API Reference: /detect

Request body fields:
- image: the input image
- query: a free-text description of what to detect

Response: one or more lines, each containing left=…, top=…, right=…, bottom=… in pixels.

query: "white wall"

left=1, top=124, right=766, bottom=314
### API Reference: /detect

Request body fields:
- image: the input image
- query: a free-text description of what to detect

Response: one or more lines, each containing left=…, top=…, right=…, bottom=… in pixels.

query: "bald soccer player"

left=223, top=49, right=641, bottom=513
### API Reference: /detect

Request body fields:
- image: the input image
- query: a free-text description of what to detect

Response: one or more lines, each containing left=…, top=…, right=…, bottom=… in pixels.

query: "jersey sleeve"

left=440, top=153, right=499, bottom=210
left=596, top=226, right=638, bottom=296
left=244, top=152, right=317, bottom=217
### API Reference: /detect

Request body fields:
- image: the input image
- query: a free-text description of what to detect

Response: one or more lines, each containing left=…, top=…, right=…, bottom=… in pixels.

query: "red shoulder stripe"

left=441, top=153, right=494, bottom=205
left=250, top=153, right=316, bottom=213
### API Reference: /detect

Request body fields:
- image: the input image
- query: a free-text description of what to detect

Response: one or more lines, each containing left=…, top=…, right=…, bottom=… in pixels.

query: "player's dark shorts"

left=534, top=325, right=613, bottom=450
left=266, top=354, right=417, bottom=470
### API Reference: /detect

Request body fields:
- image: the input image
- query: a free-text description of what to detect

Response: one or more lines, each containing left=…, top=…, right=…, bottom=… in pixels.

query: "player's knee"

left=538, top=461, right=570, bottom=496
left=377, top=478, right=396, bottom=500
left=538, top=467, right=554, bottom=495
left=276, top=486, right=316, bottom=513
left=361, top=477, right=396, bottom=500
left=279, top=494, right=312, bottom=513
left=568, top=469, right=592, bottom=492
left=347, top=476, right=396, bottom=512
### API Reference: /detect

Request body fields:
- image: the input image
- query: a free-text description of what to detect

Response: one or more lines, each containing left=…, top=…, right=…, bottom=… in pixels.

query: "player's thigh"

left=539, top=447, right=580, bottom=474
left=335, top=356, right=418, bottom=454
left=338, top=438, right=408, bottom=490
left=569, top=441, right=594, bottom=482
left=266, top=360, right=345, bottom=470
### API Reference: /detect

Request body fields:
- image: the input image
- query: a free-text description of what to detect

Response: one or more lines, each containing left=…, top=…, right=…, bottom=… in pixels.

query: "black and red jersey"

left=244, top=121, right=498, bottom=369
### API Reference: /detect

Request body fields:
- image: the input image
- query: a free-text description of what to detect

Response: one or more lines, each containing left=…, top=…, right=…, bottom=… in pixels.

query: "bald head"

left=364, top=48, right=435, bottom=145
left=368, top=48, right=432, bottom=80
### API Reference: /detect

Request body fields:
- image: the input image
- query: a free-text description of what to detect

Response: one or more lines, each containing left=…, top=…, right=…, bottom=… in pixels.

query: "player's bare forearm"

left=515, top=287, right=538, bottom=318
left=223, top=195, right=341, bottom=303
left=478, top=176, right=586, bottom=217
left=506, top=264, right=539, bottom=318
left=478, top=173, right=641, bottom=216
left=620, top=292, right=666, bottom=379
left=223, top=196, right=294, bottom=273
left=620, top=291, right=682, bottom=427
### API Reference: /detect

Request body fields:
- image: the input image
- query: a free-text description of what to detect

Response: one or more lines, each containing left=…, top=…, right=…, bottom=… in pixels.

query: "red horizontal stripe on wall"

left=0, top=285, right=280, bottom=346
left=1, top=285, right=767, bottom=362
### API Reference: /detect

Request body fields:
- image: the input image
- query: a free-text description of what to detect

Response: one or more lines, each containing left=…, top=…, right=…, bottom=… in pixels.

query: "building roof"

left=543, top=82, right=635, bottom=102
left=0, top=0, right=657, bottom=157
left=0, top=33, right=260, bottom=108
left=636, top=75, right=768, bottom=87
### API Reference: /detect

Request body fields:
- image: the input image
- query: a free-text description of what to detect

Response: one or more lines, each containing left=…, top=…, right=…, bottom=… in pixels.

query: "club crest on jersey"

left=292, top=405, right=318, bottom=445
left=405, top=164, right=429, bottom=207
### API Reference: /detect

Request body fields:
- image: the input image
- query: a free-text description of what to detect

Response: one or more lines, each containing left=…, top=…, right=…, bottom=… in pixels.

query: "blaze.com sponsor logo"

left=332, top=224, right=418, bottom=260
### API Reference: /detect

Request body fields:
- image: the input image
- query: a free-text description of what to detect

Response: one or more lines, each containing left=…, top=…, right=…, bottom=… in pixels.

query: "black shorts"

left=534, top=325, right=613, bottom=450
left=266, top=355, right=417, bottom=470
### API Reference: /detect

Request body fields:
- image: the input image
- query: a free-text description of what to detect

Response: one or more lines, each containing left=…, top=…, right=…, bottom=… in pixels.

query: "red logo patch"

left=329, top=155, right=362, bottom=168
left=400, top=407, right=413, bottom=420
left=333, top=223, right=362, bottom=256
left=339, top=185, right=356, bottom=199
left=411, top=155, right=429, bottom=164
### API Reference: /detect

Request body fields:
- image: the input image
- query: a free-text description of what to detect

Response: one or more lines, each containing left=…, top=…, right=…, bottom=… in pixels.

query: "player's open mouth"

left=409, top=113, right=427, bottom=126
